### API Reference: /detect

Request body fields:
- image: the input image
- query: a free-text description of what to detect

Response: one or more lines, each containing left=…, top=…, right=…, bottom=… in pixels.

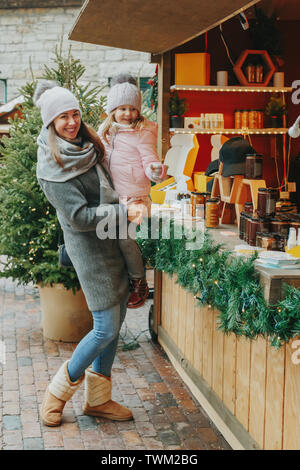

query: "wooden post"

left=157, top=52, right=171, bottom=162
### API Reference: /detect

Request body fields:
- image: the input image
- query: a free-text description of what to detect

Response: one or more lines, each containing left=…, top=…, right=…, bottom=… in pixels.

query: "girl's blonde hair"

left=48, top=121, right=105, bottom=168
left=101, top=110, right=146, bottom=143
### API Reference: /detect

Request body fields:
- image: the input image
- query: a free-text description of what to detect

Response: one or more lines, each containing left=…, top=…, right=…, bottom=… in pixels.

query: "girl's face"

left=53, top=109, right=81, bottom=140
left=114, top=105, right=139, bottom=125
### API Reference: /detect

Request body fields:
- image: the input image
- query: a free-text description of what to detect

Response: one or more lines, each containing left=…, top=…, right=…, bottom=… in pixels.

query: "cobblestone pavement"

left=0, top=277, right=231, bottom=451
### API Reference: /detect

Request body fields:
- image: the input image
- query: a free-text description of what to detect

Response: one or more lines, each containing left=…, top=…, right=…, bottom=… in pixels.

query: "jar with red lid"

left=245, top=154, right=263, bottom=179
left=257, top=188, right=278, bottom=218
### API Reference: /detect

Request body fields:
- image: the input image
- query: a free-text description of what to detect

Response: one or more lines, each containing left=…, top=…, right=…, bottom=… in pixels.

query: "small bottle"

left=205, top=114, right=210, bottom=129
left=219, top=113, right=224, bottom=129
left=297, top=230, right=300, bottom=246
left=287, top=227, right=297, bottom=250
left=200, top=113, right=205, bottom=128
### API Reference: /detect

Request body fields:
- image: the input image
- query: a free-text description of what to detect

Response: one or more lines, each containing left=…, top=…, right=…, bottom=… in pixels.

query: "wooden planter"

left=38, top=283, right=93, bottom=342
left=157, top=271, right=300, bottom=450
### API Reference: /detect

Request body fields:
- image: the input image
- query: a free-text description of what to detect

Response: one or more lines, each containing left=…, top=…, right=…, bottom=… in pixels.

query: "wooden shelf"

left=170, top=128, right=288, bottom=135
left=170, top=85, right=292, bottom=93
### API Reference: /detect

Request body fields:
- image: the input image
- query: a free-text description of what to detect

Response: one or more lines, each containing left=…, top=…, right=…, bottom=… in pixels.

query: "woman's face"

left=53, top=109, right=81, bottom=140
left=114, top=105, right=139, bottom=125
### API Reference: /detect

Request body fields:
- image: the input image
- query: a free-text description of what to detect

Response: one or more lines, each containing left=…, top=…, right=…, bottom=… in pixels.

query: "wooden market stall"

left=70, top=0, right=300, bottom=450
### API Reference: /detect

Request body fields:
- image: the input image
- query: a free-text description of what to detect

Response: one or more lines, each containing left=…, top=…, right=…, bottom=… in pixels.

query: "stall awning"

left=69, top=0, right=260, bottom=54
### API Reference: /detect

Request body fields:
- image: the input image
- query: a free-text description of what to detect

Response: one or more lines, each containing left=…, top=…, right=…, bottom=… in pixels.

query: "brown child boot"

left=40, top=360, right=84, bottom=427
left=127, top=278, right=149, bottom=309
left=82, top=369, right=133, bottom=421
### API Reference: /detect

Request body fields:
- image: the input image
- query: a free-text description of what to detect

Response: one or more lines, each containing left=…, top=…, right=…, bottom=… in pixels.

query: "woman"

left=34, top=80, right=138, bottom=426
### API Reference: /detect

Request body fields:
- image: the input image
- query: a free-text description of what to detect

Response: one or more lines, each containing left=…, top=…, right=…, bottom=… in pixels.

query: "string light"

left=170, top=85, right=292, bottom=93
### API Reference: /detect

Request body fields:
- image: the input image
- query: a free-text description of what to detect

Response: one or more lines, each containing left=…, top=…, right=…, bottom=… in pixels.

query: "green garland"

left=137, top=217, right=300, bottom=349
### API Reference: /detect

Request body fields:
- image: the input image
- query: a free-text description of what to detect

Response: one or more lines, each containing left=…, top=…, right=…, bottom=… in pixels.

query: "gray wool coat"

left=39, top=163, right=129, bottom=312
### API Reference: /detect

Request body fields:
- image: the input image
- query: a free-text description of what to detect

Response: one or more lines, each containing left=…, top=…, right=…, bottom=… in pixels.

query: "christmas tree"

left=0, top=44, right=106, bottom=290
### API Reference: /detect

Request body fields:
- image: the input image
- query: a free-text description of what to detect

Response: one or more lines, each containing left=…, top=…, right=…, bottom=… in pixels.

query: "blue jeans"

left=67, top=295, right=128, bottom=382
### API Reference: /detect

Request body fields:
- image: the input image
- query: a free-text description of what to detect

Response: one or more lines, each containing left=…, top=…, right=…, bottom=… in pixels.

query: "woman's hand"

left=127, top=201, right=148, bottom=225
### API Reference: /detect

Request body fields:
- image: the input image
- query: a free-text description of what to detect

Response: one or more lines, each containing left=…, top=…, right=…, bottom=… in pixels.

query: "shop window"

left=0, top=79, right=7, bottom=104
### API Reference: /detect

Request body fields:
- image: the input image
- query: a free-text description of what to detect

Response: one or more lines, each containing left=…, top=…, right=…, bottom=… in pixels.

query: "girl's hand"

left=145, top=163, right=168, bottom=182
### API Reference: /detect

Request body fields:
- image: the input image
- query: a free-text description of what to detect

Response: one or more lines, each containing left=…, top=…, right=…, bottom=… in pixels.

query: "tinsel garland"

left=137, top=217, right=300, bottom=348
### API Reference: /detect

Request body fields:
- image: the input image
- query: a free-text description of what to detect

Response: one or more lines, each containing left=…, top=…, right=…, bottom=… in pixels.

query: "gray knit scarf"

left=36, top=125, right=99, bottom=182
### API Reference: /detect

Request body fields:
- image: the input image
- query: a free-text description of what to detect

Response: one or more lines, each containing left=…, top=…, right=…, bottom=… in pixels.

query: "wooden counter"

left=153, top=223, right=300, bottom=450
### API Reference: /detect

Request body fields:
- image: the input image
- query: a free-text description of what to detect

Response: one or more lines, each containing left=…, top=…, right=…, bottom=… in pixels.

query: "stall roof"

left=69, top=0, right=260, bottom=54
left=0, top=96, right=24, bottom=120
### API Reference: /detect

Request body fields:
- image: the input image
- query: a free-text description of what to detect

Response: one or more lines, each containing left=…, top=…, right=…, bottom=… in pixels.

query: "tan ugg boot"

left=40, top=360, right=84, bottom=427
left=83, top=369, right=133, bottom=421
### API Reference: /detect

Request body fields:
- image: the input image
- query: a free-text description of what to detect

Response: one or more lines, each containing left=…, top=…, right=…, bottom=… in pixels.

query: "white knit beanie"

left=33, top=80, right=81, bottom=128
left=106, top=74, right=142, bottom=114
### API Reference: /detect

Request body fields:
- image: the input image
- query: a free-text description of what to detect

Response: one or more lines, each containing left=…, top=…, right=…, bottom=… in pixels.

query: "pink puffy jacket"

left=97, top=120, right=167, bottom=198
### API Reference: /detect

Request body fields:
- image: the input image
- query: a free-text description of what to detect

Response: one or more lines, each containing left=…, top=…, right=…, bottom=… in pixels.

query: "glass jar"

left=244, top=202, right=253, bottom=214
left=255, top=64, right=264, bottom=83
left=248, top=110, right=257, bottom=129
left=274, top=233, right=288, bottom=252
left=258, top=217, right=270, bottom=233
left=246, top=64, right=255, bottom=83
left=241, top=110, right=249, bottom=128
left=256, top=232, right=277, bottom=250
left=248, top=215, right=261, bottom=246
left=245, top=154, right=263, bottom=179
left=244, top=213, right=251, bottom=244
left=270, top=218, right=290, bottom=237
left=257, top=110, right=263, bottom=128
left=239, top=212, right=246, bottom=240
left=257, top=188, right=278, bottom=218
left=235, top=110, right=242, bottom=129
left=205, top=198, right=219, bottom=228
left=191, top=192, right=205, bottom=217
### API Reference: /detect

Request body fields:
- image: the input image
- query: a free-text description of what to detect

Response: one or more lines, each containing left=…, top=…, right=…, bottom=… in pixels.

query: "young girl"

left=34, top=80, right=135, bottom=426
left=98, top=74, right=168, bottom=309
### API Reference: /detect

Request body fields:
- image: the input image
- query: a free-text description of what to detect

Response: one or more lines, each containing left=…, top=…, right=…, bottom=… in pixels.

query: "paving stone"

left=23, top=437, right=44, bottom=450
left=157, top=429, right=181, bottom=446
left=17, top=356, right=32, bottom=366
left=77, top=415, right=98, bottom=430
left=3, top=415, right=22, bottom=430
left=0, top=277, right=230, bottom=451
left=156, top=393, right=178, bottom=408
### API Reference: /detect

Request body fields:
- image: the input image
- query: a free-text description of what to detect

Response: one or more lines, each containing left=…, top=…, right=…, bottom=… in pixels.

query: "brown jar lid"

left=206, top=198, right=219, bottom=203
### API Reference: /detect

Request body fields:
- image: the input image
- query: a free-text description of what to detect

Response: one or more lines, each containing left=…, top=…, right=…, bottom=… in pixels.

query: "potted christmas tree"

left=169, top=91, right=188, bottom=128
left=0, top=45, right=106, bottom=342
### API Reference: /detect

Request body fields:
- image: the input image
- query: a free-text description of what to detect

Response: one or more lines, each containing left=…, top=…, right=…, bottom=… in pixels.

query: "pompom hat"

left=33, top=80, right=81, bottom=128
left=106, top=74, right=142, bottom=114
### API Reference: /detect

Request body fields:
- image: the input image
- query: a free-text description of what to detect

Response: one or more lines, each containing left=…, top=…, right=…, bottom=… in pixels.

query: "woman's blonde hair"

left=48, top=121, right=105, bottom=168
left=101, top=110, right=146, bottom=143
